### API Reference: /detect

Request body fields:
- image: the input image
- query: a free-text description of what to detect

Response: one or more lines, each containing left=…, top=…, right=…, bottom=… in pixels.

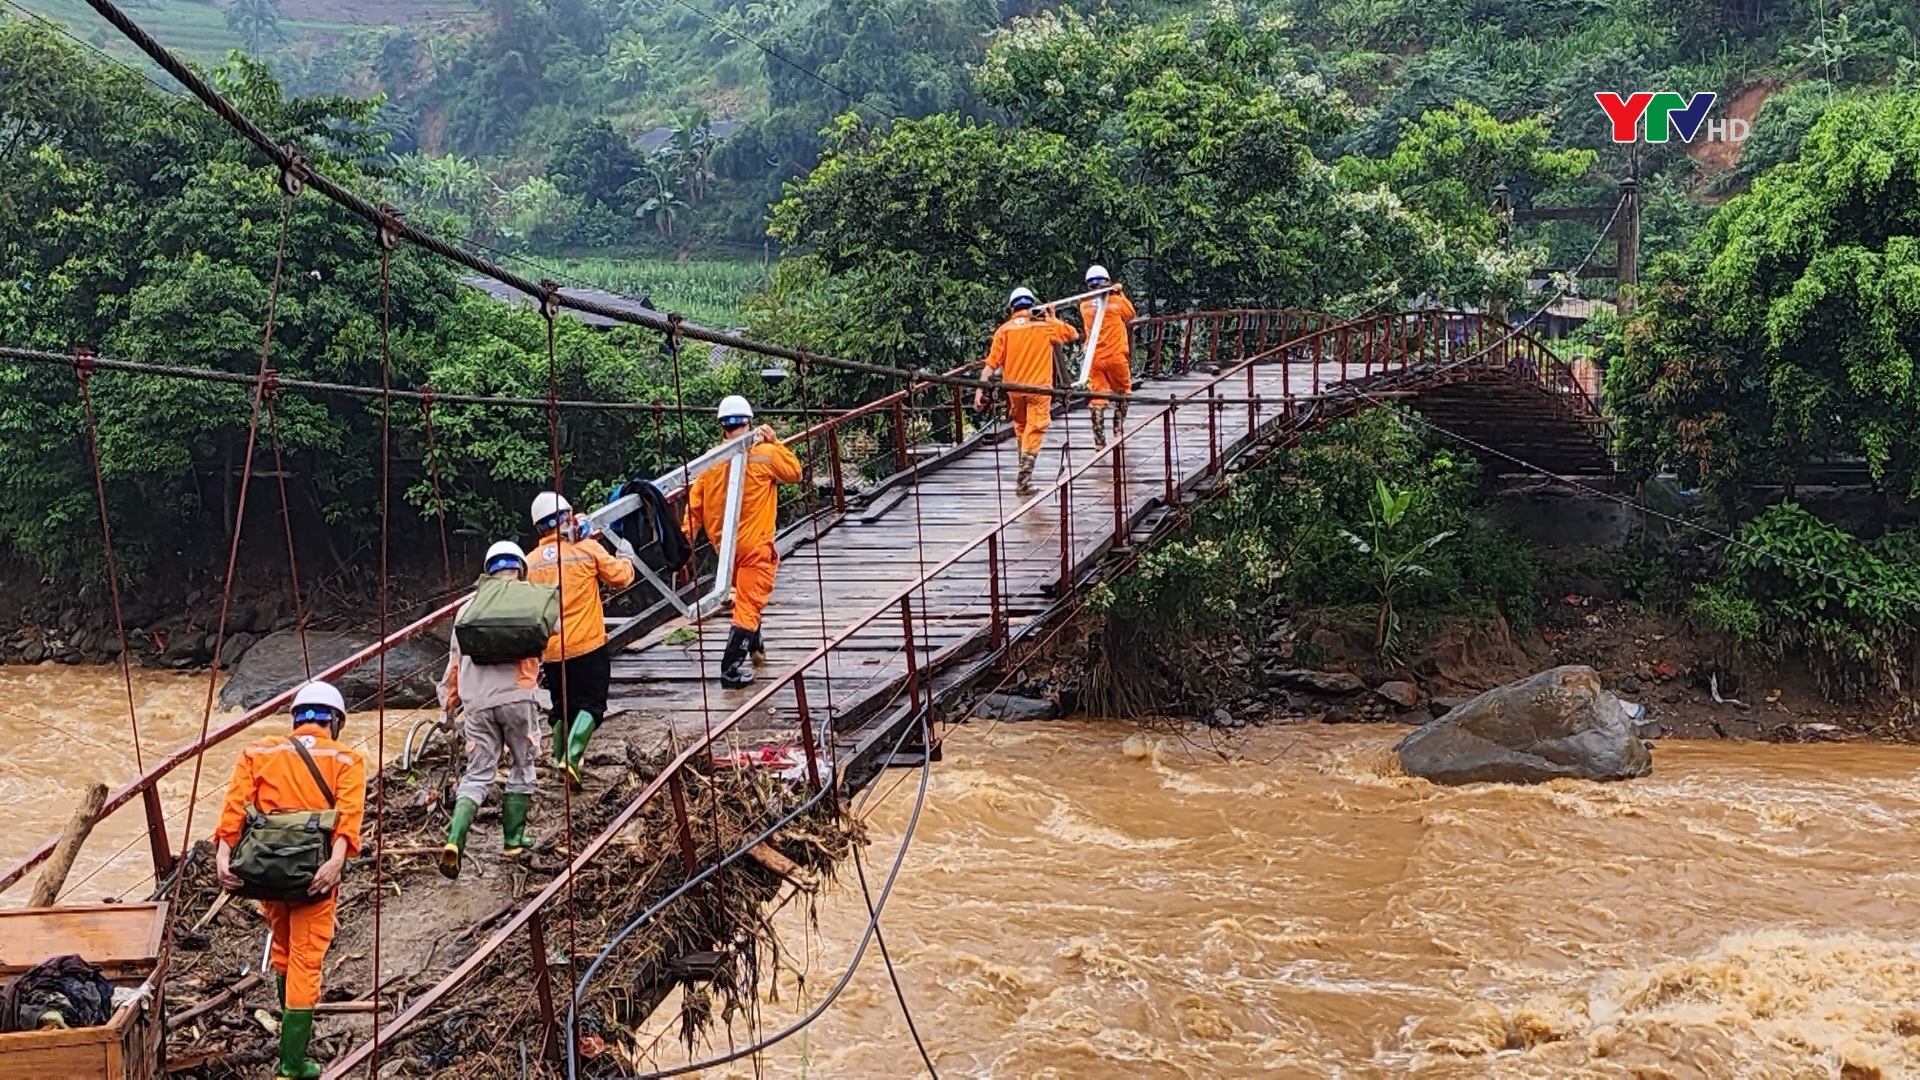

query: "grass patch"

left=538, top=253, right=770, bottom=327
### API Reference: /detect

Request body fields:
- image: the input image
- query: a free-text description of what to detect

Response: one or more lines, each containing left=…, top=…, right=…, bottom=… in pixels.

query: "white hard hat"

left=484, top=540, right=527, bottom=572
left=717, top=395, right=754, bottom=424
left=290, top=680, right=346, bottom=720
left=1008, top=287, right=1036, bottom=309
left=531, top=491, right=571, bottom=527
left=1085, top=264, right=1110, bottom=284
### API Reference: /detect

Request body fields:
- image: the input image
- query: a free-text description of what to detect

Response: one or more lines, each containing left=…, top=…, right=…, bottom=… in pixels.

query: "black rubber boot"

left=748, top=629, right=766, bottom=664
left=720, top=627, right=755, bottom=688
left=1090, top=409, right=1108, bottom=449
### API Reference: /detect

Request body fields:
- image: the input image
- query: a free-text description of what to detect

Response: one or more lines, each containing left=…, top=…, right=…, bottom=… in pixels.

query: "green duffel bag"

left=230, top=737, right=338, bottom=904
left=454, top=574, right=560, bottom=664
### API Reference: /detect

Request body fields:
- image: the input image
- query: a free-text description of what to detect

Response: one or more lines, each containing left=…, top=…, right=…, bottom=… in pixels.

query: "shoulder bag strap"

left=287, top=736, right=337, bottom=808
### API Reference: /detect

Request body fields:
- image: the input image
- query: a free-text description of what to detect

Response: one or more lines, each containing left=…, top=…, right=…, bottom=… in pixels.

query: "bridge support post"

left=828, top=427, right=847, bottom=514
left=1209, top=315, right=1222, bottom=371
left=891, top=398, right=909, bottom=474
left=1110, top=439, right=1125, bottom=548
left=1311, top=332, right=1322, bottom=395
left=1207, top=386, right=1220, bottom=476
left=1058, top=477, right=1073, bottom=592
left=1162, top=407, right=1176, bottom=507
left=527, top=910, right=560, bottom=1064
left=1150, top=322, right=1165, bottom=378
left=141, top=783, right=174, bottom=881
left=667, top=772, right=700, bottom=878
left=950, top=386, right=965, bottom=446
left=899, top=597, right=921, bottom=713
left=987, top=534, right=1005, bottom=656
left=793, top=678, right=823, bottom=793
left=1235, top=312, right=1246, bottom=360
left=1179, top=318, right=1193, bottom=374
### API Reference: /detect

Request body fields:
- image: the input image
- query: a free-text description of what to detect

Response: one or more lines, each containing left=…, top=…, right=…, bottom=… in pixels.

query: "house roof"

left=462, top=276, right=657, bottom=329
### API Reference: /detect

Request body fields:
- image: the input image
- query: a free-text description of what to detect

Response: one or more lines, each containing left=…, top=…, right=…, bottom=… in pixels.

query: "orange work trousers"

left=1006, top=391, right=1052, bottom=455
left=264, top=893, right=336, bottom=1009
left=731, top=542, right=778, bottom=632
left=1089, top=355, right=1132, bottom=411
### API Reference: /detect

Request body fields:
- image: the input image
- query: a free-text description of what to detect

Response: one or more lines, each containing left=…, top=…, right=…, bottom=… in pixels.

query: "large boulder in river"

left=219, top=630, right=447, bottom=712
left=1393, top=665, right=1651, bottom=785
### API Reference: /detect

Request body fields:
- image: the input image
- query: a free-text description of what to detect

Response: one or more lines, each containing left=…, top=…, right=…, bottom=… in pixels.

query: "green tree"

left=548, top=117, right=643, bottom=213
left=1605, top=93, right=1920, bottom=496
left=225, top=0, right=287, bottom=56
left=1339, top=478, right=1456, bottom=658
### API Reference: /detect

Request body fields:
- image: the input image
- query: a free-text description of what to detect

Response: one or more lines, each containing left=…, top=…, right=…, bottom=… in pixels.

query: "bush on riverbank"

left=1690, top=502, right=1920, bottom=700
left=1085, top=408, right=1538, bottom=710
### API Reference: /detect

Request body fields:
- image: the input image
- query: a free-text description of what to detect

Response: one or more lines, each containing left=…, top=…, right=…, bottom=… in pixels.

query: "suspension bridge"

left=0, top=0, right=1619, bottom=1073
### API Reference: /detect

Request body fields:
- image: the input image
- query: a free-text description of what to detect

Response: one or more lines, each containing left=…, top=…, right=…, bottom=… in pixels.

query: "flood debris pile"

left=160, top=737, right=859, bottom=1078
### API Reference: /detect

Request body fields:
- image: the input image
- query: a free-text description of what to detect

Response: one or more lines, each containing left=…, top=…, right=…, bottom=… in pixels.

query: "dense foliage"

left=1604, top=93, right=1920, bottom=496
left=1691, top=502, right=1920, bottom=698
left=108, top=0, right=1917, bottom=256
left=753, top=10, right=1591, bottom=382
left=1090, top=410, right=1538, bottom=657
left=0, top=20, right=752, bottom=580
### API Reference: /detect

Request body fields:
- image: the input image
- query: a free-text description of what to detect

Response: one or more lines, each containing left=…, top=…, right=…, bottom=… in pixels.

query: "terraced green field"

left=544, top=254, right=771, bottom=328
left=15, top=0, right=477, bottom=64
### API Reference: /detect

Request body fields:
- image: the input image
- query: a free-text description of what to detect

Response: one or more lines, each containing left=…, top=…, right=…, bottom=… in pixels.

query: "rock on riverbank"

left=218, top=630, right=447, bottom=711
left=1394, top=665, right=1652, bottom=785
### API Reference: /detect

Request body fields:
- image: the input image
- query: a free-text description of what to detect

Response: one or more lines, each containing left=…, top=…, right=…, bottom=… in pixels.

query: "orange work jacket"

left=984, top=309, right=1079, bottom=390
left=684, top=436, right=804, bottom=555
left=1078, top=291, right=1137, bottom=370
left=527, top=531, right=637, bottom=661
left=215, top=723, right=368, bottom=857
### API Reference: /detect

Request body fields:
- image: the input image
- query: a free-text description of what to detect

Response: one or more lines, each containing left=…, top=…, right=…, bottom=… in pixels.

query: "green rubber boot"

left=274, top=1007, right=322, bottom=1080
left=275, top=972, right=286, bottom=1010
left=563, top=710, right=597, bottom=790
left=439, top=797, right=478, bottom=880
left=551, top=716, right=568, bottom=769
left=500, top=792, right=533, bottom=858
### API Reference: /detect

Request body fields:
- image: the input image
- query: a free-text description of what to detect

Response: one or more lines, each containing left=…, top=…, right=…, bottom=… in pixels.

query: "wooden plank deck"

left=601, top=359, right=1381, bottom=753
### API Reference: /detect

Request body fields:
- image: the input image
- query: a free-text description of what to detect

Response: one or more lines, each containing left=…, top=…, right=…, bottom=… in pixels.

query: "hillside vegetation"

left=23, top=0, right=1920, bottom=255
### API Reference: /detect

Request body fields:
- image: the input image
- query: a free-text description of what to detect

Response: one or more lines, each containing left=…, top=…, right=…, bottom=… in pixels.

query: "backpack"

left=606, top=477, right=693, bottom=575
left=454, top=574, right=561, bottom=664
left=230, top=736, right=339, bottom=905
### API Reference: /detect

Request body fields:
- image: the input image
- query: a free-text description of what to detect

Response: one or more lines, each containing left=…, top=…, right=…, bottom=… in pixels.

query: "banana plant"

left=1340, top=478, right=1455, bottom=660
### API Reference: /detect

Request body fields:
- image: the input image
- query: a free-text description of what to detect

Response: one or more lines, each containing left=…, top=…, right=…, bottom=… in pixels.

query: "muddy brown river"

left=6, top=671, right=1919, bottom=1075
left=660, top=722, right=1920, bottom=1078
left=0, top=667, right=428, bottom=905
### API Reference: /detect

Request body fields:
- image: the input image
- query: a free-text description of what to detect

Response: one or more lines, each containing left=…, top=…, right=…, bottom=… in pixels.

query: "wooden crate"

left=0, top=903, right=168, bottom=1080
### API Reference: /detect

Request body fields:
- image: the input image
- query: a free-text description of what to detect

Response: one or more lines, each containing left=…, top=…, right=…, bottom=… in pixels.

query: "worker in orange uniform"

left=214, top=681, right=366, bottom=1080
left=1078, top=264, right=1137, bottom=449
left=528, top=491, right=641, bottom=787
left=683, top=395, right=803, bottom=688
left=974, top=286, right=1081, bottom=494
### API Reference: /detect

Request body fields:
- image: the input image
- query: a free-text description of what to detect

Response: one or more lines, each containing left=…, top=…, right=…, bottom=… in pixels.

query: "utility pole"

left=1616, top=175, right=1640, bottom=316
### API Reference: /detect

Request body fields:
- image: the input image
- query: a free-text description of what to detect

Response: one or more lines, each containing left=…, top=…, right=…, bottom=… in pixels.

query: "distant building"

left=462, top=276, right=657, bottom=330
left=1534, top=295, right=1616, bottom=340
